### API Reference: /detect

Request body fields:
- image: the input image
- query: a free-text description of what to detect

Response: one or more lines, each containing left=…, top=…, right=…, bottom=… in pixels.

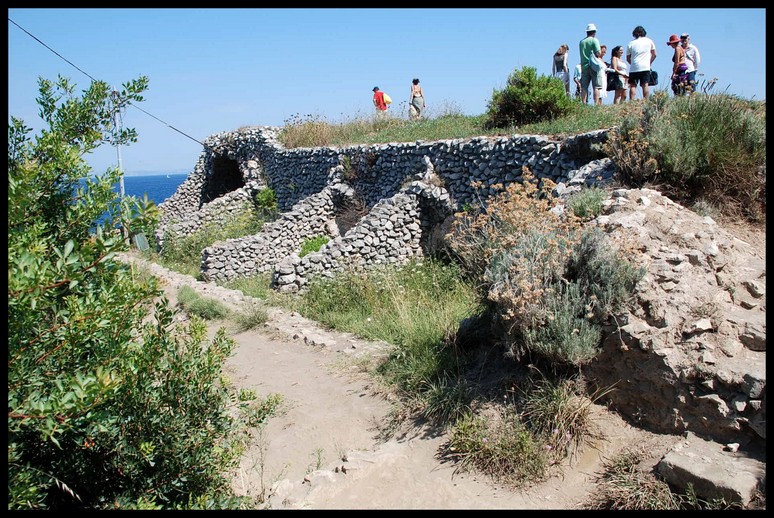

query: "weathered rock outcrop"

left=583, top=189, right=765, bottom=451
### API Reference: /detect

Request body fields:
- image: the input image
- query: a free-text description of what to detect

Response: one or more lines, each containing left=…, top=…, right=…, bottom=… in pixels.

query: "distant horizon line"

left=89, top=170, right=190, bottom=178
left=125, top=171, right=190, bottom=177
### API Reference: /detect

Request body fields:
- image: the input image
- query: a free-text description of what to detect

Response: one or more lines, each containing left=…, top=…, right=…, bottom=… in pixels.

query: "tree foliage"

left=8, top=76, right=252, bottom=509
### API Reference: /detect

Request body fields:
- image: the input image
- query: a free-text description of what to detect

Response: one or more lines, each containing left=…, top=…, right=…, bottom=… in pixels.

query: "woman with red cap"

left=667, top=34, right=688, bottom=96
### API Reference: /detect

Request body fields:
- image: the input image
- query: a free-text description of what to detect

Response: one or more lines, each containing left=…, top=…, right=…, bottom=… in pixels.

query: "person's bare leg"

left=629, top=84, right=637, bottom=101
left=643, top=83, right=650, bottom=99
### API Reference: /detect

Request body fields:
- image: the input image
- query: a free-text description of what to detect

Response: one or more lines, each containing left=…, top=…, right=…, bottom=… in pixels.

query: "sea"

left=82, top=173, right=188, bottom=228
left=119, top=173, right=189, bottom=206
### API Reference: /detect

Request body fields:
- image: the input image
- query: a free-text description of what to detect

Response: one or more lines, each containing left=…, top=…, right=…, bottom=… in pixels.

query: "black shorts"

left=628, top=70, right=652, bottom=87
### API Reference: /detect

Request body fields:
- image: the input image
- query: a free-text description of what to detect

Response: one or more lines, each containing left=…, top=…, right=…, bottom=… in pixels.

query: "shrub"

left=177, top=285, right=231, bottom=320
left=519, top=375, right=608, bottom=462
left=234, top=302, right=270, bottom=332
left=485, top=66, right=576, bottom=129
left=448, top=168, right=571, bottom=283
left=447, top=171, right=643, bottom=367
left=605, top=92, right=766, bottom=222
left=584, top=448, right=682, bottom=510
left=299, top=235, right=330, bottom=257
left=446, top=409, right=549, bottom=487
left=520, top=282, right=602, bottom=365
left=565, top=228, right=645, bottom=318
left=566, top=186, right=607, bottom=220
left=253, top=187, right=278, bottom=219
left=585, top=444, right=752, bottom=510
left=419, top=378, right=473, bottom=427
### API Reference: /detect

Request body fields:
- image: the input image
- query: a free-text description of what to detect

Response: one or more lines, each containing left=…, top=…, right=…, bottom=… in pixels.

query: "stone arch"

left=200, top=154, right=244, bottom=204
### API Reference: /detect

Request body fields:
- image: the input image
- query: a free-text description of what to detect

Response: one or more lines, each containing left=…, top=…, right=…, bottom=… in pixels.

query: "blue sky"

left=8, top=8, right=766, bottom=176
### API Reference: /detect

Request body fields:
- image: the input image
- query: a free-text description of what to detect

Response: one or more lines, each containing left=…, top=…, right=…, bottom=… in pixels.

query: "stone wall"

left=156, top=126, right=613, bottom=290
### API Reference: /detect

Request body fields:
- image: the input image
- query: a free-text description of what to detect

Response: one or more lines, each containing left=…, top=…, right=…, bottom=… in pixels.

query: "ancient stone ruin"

left=157, top=127, right=765, bottom=505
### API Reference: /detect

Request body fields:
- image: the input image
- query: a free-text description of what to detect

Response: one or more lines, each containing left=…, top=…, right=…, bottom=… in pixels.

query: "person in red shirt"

left=372, top=86, right=387, bottom=115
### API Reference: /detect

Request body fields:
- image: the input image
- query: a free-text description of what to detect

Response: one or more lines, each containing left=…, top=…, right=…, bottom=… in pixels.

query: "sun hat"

left=680, top=33, right=689, bottom=39
left=372, top=86, right=379, bottom=91
left=585, top=23, right=597, bottom=32
left=667, top=34, right=680, bottom=45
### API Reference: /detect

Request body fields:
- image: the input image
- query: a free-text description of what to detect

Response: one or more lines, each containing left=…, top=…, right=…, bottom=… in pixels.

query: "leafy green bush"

left=8, top=76, right=258, bottom=509
left=253, top=187, right=278, bottom=219
left=299, top=235, right=330, bottom=257
left=485, top=66, right=577, bottom=129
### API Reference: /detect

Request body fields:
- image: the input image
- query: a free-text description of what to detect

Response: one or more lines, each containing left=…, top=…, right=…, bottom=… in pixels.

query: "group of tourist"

left=372, top=79, right=426, bottom=120
left=554, top=23, right=701, bottom=105
left=372, top=23, right=702, bottom=119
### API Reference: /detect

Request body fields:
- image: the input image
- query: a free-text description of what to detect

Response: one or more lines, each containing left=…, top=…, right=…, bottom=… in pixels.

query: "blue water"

left=120, top=173, right=189, bottom=206
left=81, top=173, right=188, bottom=228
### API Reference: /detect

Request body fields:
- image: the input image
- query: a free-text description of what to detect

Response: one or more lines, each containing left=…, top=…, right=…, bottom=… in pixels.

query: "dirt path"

left=124, top=254, right=682, bottom=509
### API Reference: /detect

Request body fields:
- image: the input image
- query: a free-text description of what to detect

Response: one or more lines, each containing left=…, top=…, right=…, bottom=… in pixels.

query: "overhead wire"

left=9, top=16, right=207, bottom=148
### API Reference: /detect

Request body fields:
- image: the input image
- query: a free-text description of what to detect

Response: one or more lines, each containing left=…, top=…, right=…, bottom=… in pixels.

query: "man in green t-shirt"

left=578, top=23, right=602, bottom=105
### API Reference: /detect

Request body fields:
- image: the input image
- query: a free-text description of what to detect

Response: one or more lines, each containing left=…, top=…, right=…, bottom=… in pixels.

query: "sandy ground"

left=130, top=254, right=681, bottom=510
left=124, top=200, right=766, bottom=510
left=219, top=315, right=677, bottom=510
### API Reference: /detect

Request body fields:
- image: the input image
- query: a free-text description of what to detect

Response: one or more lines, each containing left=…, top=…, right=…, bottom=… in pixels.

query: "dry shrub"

left=334, top=193, right=367, bottom=236
left=447, top=167, right=579, bottom=282
left=585, top=447, right=681, bottom=510
left=447, top=167, right=643, bottom=367
left=447, top=168, right=583, bottom=332
left=605, top=92, right=766, bottom=224
left=446, top=405, right=549, bottom=488
left=279, top=113, right=334, bottom=148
